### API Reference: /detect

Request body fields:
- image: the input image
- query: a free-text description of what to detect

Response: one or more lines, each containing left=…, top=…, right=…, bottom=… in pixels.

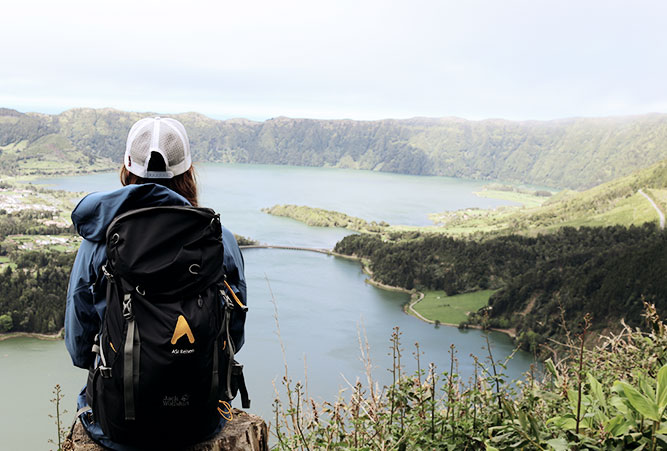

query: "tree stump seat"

left=64, top=409, right=268, bottom=451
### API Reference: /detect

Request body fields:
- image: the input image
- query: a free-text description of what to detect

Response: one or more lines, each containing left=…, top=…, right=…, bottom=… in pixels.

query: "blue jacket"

left=65, top=183, right=247, bottom=368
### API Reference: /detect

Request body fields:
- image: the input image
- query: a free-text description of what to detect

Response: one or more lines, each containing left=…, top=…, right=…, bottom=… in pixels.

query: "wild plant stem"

left=446, top=344, right=455, bottom=433
left=415, top=343, right=425, bottom=420
left=485, top=334, right=503, bottom=418
left=390, top=328, right=397, bottom=430
left=295, top=384, right=310, bottom=451
left=575, top=314, right=591, bottom=436
left=472, top=356, right=478, bottom=433
left=55, top=385, right=62, bottom=451
left=49, top=384, right=67, bottom=451
left=395, top=328, right=404, bottom=437
left=429, top=363, right=435, bottom=441
left=273, top=399, right=287, bottom=449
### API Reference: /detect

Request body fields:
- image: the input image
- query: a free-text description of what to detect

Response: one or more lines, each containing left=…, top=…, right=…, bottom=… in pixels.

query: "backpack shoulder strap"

left=122, top=292, right=140, bottom=421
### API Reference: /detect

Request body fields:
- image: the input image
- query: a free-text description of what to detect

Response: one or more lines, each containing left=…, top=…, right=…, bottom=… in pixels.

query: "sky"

left=2, top=0, right=666, bottom=121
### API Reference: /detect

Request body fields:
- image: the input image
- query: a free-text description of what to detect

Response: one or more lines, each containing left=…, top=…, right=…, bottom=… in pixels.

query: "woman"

left=65, top=117, right=247, bottom=449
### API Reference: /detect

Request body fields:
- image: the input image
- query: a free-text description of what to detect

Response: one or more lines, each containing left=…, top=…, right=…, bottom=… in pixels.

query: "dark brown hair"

left=120, top=165, right=199, bottom=207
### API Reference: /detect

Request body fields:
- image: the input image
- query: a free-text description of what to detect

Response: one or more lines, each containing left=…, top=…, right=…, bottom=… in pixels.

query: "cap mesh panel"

left=159, top=129, right=185, bottom=165
left=130, top=129, right=152, bottom=167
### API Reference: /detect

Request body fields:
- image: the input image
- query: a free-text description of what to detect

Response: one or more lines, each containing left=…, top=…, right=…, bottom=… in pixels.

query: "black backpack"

left=86, top=206, right=249, bottom=447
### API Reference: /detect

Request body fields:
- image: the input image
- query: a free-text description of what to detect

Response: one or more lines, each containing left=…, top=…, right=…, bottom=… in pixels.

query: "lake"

left=0, top=164, right=532, bottom=449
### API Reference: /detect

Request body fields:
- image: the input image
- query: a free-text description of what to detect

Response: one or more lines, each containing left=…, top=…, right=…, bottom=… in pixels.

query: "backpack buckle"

left=220, top=290, right=234, bottom=310
left=232, top=361, right=244, bottom=375
left=101, top=264, right=114, bottom=281
left=122, top=294, right=134, bottom=321
left=99, top=366, right=112, bottom=378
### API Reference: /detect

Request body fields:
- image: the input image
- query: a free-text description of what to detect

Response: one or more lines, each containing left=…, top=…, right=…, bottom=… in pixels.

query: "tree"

left=0, top=313, right=12, bottom=333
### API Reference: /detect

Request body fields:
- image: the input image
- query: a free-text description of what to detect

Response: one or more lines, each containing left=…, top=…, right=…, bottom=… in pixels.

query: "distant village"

left=0, top=185, right=78, bottom=253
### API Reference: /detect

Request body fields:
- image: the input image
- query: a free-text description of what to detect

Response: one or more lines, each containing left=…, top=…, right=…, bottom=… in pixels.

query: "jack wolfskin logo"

left=171, top=315, right=195, bottom=345
left=163, top=394, right=190, bottom=407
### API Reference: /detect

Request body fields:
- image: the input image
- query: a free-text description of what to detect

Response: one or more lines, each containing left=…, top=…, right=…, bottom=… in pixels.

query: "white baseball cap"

left=124, top=117, right=192, bottom=179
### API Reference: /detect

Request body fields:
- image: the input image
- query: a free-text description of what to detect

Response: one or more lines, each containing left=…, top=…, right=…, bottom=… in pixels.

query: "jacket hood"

left=71, top=184, right=190, bottom=242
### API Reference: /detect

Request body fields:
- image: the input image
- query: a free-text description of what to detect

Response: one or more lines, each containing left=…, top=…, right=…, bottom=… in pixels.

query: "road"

left=639, top=189, right=665, bottom=230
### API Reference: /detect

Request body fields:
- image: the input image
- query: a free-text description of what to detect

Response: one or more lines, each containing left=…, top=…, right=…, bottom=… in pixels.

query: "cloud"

left=2, top=0, right=667, bottom=120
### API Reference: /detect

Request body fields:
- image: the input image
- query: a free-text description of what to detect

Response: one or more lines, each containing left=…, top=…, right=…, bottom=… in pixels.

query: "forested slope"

left=0, top=205, right=75, bottom=334
left=334, top=225, right=667, bottom=351
left=2, top=107, right=667, bottom=188
left=0, top=251, right=74, bottom=333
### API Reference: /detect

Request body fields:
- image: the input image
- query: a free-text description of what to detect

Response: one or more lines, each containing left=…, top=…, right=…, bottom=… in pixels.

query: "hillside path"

left=639, top=189, right=665, bottom=229
left=406, top=292, right=432, bottom=323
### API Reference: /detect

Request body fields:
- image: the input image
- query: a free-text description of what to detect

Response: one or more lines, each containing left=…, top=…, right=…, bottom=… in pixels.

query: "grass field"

left=423, top=160, right=667, bottom=236
left=539, top=191, right=659, bottom=231
left=0, top=256, right=16, bottom=270
left=426, top=183, right=663, bottom=236
left=647, top=188, right=667, bottom=214
left=475, top=189, right=549, bottom=208
left=412, top=289, right=496, bottom=324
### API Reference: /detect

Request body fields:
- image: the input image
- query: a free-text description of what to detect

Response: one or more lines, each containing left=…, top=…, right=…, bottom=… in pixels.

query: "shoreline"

left=0, top=328, right=64, bottom=342
left=336, top=252, right=517, bottom=339
left=1, top=249, right=517, bottom=343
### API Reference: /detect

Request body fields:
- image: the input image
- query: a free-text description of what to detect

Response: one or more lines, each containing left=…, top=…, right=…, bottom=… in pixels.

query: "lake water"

left=0, top=164, right=531, bottom=449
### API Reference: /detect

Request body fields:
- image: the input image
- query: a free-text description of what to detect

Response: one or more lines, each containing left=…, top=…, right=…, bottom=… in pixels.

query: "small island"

left=261, top=204, right=389, bottom=233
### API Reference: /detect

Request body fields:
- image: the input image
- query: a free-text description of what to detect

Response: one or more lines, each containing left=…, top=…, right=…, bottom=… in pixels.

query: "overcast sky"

left=2, top=0, right=666, bottom=121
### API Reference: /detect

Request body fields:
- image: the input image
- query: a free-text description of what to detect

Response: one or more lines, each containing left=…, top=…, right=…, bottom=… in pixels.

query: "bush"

left=272, top=304, right=667, bottom=450
left=0, top=313, right=12, bottom=333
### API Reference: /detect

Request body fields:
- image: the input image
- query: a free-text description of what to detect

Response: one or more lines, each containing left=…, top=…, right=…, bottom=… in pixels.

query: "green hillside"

left=428, top=158, right=667, bottom=235
left=264, top=160, right=666, bottom=237
left=2, top=107, right=667, bottom=188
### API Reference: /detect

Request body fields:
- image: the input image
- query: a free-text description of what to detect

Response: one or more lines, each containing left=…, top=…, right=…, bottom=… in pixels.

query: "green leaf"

left=547, top=415, right=578, bottom=430
left=657, top=364, right=667, bottom=412
left=545, top=358, right=559, bottom=379
left=528, top=414, right=541, bottom=437
left=517, top=410, right=528, bottom=430
left=510, top=439, right=529, bottom=448
left=592, top=409, right=609, bottom=425
left=546, top=438, right=569, bottom=451
left=609, top=395, right=630, bottom=416
left=605, top=414, right=631, bottom=437
left=656, top=434, right=667, bottom=446
left=657, top=421, right=667, bottom=434
left=567, top=389, right=579, bottom=413
left=639, top=375, right=655, bottom=400
left=587, top=372, right=606, bottom=407
left=615, top=381, right=660, bottom=421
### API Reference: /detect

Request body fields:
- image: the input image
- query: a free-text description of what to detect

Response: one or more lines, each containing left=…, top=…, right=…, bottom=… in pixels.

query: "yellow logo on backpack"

left=171, top=315, right=195, bottom=345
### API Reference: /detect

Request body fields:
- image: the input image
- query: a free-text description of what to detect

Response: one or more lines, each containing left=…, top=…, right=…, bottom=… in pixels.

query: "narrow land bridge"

left=240, top=244, right=332, bottom=254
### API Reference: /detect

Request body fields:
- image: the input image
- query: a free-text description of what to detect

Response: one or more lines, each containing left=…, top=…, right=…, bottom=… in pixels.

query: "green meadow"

left=412, top=289, right=496, bottom=324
